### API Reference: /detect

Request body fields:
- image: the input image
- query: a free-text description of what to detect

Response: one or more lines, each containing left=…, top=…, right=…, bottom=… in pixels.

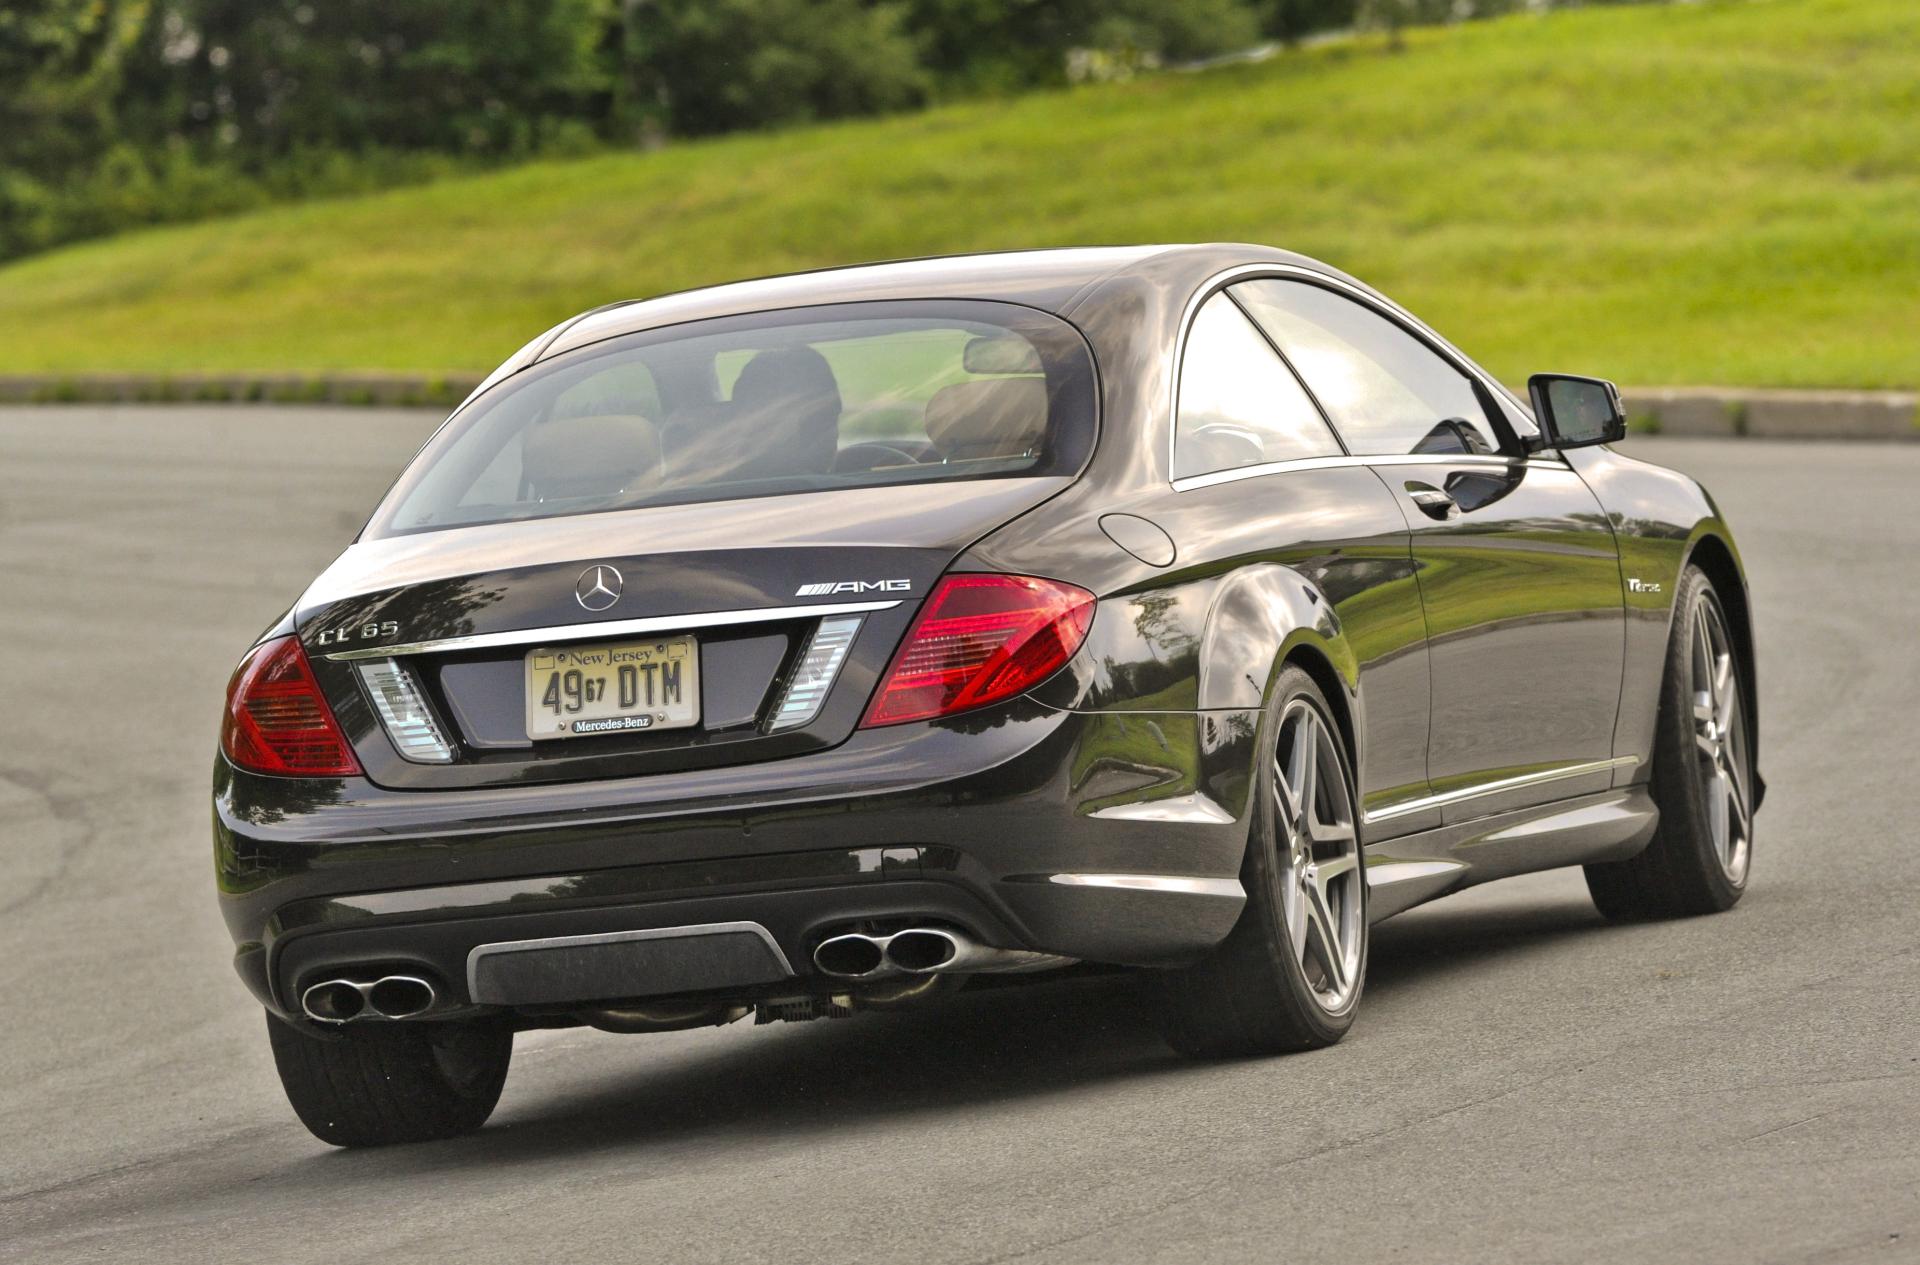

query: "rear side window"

left=1173, top=293, right=1342, bottom=481
left=368, top=300, right=1097, bottom=538
left=1232, top=279, right=1503, bottom=458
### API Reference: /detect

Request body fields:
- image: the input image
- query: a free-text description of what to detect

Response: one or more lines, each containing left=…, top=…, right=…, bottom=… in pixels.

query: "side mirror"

left=1528, top=374, right=1626, bottom=449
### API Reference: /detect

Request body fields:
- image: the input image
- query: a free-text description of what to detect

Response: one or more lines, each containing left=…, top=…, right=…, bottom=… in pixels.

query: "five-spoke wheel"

left=1272, top=699, right=1363, bottom=1013
left=1156, top=664, right=1367, bottom=1055
left=1688, top=592, right=1753, bottom=885
left=1586, top=564, right=1755, bottom=920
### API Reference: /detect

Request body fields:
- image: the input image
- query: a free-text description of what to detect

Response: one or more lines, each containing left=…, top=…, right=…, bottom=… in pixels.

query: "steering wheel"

left=832, top=442, right=924, bottom=473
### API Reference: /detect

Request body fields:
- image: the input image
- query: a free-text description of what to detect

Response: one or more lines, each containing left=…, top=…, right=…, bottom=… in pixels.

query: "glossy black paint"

left=216, top=243, right=1756, bottom=1027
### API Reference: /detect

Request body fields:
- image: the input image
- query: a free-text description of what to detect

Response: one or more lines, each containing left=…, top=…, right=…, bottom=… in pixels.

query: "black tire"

left=267, top=1011, right=512, bottom=1147
left=1155, top=665, right=1368, bottom=1057
left=1585, top=564, right=1755, bottom=920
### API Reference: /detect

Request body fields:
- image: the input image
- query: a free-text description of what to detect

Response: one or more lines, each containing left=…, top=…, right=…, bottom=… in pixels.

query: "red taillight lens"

left=220, top=636, right=362, bottom=777
left=861, top=573, right=1095, bottom=728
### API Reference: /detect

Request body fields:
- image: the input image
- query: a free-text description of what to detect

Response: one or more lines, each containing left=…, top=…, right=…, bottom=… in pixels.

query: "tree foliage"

left=0, top=0, right=1666, bottom=262
left=621, top=0, right=929, bottom=136
left=116, top=0, right=608, bottom=156
left=909, top=0, right=1263, bottom=91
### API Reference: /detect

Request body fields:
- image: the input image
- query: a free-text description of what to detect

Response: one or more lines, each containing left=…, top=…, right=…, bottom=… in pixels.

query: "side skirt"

left=1364, top=787, right=1659, bottom=924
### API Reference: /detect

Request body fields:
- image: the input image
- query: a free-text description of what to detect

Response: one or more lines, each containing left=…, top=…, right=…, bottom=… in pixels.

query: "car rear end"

left=215, top=295, right=1247, bottom=1040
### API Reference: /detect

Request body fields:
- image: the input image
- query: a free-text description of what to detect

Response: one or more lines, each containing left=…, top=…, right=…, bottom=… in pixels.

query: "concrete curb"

left=0, top=375, right=1914, bottom=441
left=1619, top=387, right=1920, bottom=442
left=0, top=372, right=480, bottom=409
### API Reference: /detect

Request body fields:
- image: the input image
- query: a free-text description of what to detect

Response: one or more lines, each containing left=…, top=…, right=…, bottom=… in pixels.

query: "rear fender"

left=1025, top=563, right=1361, bottom=833
left=1197, top=564, right=1364, bottom=775
left=1197, top=564, right=1355, bottom=709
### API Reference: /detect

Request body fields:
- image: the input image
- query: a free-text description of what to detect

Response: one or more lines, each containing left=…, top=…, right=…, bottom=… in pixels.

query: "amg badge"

left=795, top=579, right=912, bottom=597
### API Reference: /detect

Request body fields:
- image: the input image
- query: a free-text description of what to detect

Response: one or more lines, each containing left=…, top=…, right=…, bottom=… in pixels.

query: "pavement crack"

left=1737, top=1109, right=1834, bottom=1145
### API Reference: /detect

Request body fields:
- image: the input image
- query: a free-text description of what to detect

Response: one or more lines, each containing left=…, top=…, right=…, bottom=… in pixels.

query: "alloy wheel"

left=1272, top=699, right=1363, bottom=1012
left=1688, top=593, right=1753, bottom=884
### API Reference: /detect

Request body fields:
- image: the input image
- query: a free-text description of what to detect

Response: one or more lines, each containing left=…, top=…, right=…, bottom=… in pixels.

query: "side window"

left=1174, top=293, right=1342, bottom=480
left=1232, top=280, right=1502, bottom=458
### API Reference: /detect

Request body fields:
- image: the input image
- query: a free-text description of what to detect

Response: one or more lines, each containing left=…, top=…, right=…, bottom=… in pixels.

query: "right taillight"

left=221, top=636, right=362, bottom=777
left=861, top=573, right=1094, bottom=728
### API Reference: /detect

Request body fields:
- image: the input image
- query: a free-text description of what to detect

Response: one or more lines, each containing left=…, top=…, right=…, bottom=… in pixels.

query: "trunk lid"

left=295, top=479, right=1067, bottom=789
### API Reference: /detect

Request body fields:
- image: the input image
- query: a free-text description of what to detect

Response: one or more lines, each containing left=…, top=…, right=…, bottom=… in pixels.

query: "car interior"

left=510, top=329, right=1056, bottom=514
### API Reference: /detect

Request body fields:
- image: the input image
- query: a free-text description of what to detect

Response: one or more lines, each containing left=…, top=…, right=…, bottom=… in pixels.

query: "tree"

left=908, top=0, right=1264, bottom=93
left=0, top=0, right=149, bottom=256
left=118, top=0, right=611, bottom=158
left=1261, top=0, right=1358, bottom=43
left=622, top=0, right=928, bottom=136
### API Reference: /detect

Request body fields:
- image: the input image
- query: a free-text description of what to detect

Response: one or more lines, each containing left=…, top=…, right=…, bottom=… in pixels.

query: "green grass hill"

left=0, top=0, right=1913, bottom=388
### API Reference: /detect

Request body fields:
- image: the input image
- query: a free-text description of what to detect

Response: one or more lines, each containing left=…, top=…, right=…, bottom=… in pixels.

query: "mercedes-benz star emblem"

left=574, top=564, right=623, bottom=612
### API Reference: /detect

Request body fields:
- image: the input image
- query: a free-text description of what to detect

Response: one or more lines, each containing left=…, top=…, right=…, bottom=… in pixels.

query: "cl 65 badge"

left=314, top=620, right=400, bottom=647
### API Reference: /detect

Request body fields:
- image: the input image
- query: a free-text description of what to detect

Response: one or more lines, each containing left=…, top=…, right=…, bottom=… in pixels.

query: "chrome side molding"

left=1363, top=756, right=1641, bottom=825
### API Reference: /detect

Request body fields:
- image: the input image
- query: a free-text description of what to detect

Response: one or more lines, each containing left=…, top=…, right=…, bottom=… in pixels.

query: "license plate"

left=524, top=636, right=699, bottom=740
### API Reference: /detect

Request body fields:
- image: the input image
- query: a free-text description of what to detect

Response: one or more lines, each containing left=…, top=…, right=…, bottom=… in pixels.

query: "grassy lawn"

left=0, top=0, right=1912, bottom=387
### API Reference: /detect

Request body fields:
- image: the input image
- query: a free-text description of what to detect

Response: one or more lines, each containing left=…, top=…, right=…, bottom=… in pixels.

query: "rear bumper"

left=215, top=698, right=1260, bottom=1019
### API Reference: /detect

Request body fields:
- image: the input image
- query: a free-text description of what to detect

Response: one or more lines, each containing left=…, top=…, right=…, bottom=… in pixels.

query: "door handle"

left=1405, top=482, right=1457, bottom=519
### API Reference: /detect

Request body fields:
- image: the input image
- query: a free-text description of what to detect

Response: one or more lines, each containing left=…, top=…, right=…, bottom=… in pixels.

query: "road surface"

left=1, top=408, right=1913, bottom=1263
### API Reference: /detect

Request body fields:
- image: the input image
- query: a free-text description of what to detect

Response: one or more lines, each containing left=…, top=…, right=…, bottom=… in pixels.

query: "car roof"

left=532, top=243, right=1342, bottom=363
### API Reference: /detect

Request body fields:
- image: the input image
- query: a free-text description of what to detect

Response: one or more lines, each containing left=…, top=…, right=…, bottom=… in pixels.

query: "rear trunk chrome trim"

left=322, top=599, right=903, bottom=661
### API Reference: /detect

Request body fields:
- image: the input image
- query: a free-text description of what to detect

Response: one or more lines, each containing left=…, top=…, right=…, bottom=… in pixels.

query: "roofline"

left=572, top=243, right=1177, bottom=322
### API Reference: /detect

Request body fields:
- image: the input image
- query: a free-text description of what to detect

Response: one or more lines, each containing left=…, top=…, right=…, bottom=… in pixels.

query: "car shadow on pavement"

left=301, top=890, right=1617, bottom=1178
left=1366, top=891, right=1613, bottom=1001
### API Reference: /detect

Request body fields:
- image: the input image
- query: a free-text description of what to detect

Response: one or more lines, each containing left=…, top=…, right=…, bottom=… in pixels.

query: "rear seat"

left=521, top=413, right=663, bottom=501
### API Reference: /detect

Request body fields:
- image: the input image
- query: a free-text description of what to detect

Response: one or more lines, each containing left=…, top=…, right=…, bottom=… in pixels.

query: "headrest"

left=923, top=377, right=1049, bottom=460
left=703, top=345, right=843, bottom=478
left=521, top=413, right=662, bottom=501
left=961, top=334, right=1043, bottom=375
left=733, top=345, right=841, bottom=411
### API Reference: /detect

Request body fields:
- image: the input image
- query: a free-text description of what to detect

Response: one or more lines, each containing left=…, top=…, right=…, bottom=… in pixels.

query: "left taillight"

left=862, top=573, right=1095, bottom=728
left=221, top=636, right=362, bottom=777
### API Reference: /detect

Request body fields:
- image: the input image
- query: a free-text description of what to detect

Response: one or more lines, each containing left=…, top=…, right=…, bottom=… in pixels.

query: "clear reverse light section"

left=769, top=616, right=864, bottom=732
left=356, top=660, right=456, bottom=763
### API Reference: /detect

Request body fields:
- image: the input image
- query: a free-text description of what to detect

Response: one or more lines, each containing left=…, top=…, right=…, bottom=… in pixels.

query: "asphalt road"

left=2, top=408, right=1914, bottom=1264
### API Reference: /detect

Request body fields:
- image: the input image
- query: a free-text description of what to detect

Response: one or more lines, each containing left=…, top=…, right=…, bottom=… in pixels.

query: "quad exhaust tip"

left=300, top=974, right=437, bottom=1024
left=811, top=927, right=1074, bottom=979
left=813, top=933, right=887, bottom=978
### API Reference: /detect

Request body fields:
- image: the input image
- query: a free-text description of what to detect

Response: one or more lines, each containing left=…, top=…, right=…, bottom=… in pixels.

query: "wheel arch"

left=1195, top=562, right=1367, bottom=792
left=1281, top=642, right=1359, bottom=778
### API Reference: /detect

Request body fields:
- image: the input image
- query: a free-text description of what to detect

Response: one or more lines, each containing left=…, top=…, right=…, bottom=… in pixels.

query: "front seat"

left=923, top=377, right=1049, bottom=462
left=709, top=346, right=843, bottom=481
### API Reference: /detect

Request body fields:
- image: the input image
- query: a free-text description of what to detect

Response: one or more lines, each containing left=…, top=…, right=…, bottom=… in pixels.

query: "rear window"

left=367, top=300, right=1097, bottom=538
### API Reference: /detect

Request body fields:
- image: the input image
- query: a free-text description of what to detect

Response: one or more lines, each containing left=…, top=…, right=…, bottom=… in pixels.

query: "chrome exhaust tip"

left=887, top=928, right=1077, bottom=976
left=813, top=933, right=888, bottom=978
left=299, top=974, right=438, bottom=1023
left=812, top=927, right=1077, bottom=980
left=366, top=975, right=436, bottom=1019
left=301, top=979, right=368, bottom=1024
left=883, top=929, right=961, bottom=972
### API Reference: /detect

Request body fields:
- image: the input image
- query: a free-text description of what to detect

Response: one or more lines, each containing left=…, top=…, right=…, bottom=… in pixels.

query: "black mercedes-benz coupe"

left=216, top=244, right=1761, bottom=1146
